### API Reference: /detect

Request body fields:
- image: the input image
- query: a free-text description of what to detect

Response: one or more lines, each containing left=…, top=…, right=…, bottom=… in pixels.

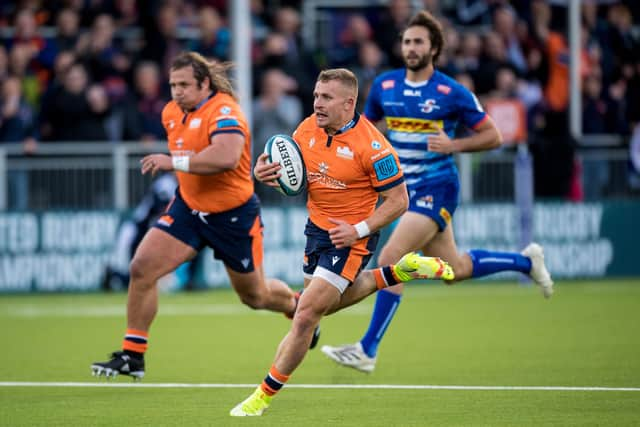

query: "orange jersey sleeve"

left=162, top=92, right=254, bottom=213
left=294, top=114, right=404, bottom=230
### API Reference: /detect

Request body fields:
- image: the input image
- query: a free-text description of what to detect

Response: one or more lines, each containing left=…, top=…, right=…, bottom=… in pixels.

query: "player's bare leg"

left=92, top=229, right=195, bottom=380
left=227, top=265, right=297, bottom=314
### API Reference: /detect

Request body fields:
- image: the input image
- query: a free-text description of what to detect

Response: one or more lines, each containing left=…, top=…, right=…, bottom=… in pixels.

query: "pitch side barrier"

left=0, top=202, right=637, bottom=292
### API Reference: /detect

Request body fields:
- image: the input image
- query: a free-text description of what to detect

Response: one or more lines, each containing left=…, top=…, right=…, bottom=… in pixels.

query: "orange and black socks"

left=372, top=266, right=401, bottom=289
left=260, top=365, right=290, bottom=396
left=122, top=328, right=148, bottom=358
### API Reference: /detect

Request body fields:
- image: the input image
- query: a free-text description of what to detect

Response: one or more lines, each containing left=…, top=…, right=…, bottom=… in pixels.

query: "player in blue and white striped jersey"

left=321, top=10, right=553, bottom=374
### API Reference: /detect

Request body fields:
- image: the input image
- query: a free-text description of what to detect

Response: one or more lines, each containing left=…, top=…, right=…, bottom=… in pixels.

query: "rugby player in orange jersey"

left=230, top=68, right=454, bottom=417
left=90, top=52, right=300, bottom=380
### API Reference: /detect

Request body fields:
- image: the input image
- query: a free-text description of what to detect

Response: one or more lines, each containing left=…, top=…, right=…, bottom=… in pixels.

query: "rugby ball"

left=263, top=134, right=306, bottom=196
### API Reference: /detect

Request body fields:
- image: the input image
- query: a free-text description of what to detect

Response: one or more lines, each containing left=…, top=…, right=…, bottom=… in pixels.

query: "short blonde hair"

left=317, top=68, right=358, bottom=100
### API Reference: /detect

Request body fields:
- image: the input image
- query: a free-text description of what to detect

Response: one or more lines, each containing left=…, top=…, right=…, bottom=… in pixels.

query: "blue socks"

left=360, top=289, right=402, bottom=358
left=468, top=249, right=531, bottom=278
left=358, top=249, right=531, bottom=359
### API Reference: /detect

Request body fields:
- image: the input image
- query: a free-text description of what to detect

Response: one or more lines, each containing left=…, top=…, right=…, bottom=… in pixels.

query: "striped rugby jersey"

left=364, top=69, right=488, bottom=189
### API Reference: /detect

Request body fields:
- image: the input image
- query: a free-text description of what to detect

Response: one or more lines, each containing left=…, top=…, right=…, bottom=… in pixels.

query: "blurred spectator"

left=0, top=76, right=38, bottom=210
left=39, top=50, right=76, bottom=141
left=139, top=3, right=183, bottom=76
left=455, top=71, right=475, bottom=92
left=41, top=62, right=110, bottom=141
left=0, top=45, right=8, bottom=81
left=436, top=20, right=461, bottom=76
left=581, top=70, right=611, bottom=200
left=111, top=0, right=139, bottom=30
left=75, top=13, right=131, bottom=84
left=5, top=9, right=56, bottom=104
left=332, top=14, right=373, bottom=67
left=455, top=0, right=508, bottom=27
left=6, top=8, right=56, bottom=72
left=454, top=32, right=482, bottom=77
left=375, top=0, right=413, bottom=68
left=492, top=5, right=527, bottom=73
left=251, top=68, right=302, bottom=161
left=255, top=31, right=315, bottom=116
left=475, top=31, right=511, bottom=94
left=188, top=6, right=230, bottom=61
left=115, top=60, right=167, bottom=142
left=605, top=4, right=638, bottom=77
left=272, top=7, right=302, bottom=64
left=250, top=0, right=270, bottom=44
left=352, top=40, right=387, bottom=110
left=529, top=1, right=594, bottom=200
left=53, top=8, right=80, bottom=52
left=8, top=44, right=42, bottom=108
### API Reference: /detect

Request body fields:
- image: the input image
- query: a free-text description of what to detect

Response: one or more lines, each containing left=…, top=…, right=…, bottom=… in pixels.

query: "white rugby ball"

left=263, top=134, right=306, bottom=196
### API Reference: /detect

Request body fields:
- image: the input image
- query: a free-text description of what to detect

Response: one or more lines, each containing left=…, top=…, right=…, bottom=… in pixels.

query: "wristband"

left=354, top=221, right=370, bottom=239
left=172, top=156, right=190, bottom=172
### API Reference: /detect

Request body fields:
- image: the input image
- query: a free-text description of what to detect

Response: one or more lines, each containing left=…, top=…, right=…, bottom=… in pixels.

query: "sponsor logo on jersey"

left=371, top=140, right=382, bottom=150
left=381, top=79, right=395, bottom=89
left=189, top=118, right=202, bottom=128
left=336, top=146, right=354, bottom=159
left=403, top=89, right=421, bottom=97
left=386, top=117, right=443, bottom=133
left=437, top=84, right=451, bottom=95
left=308, top=162, right=347, bottom=189
left=319, top=162, right=329, bottom=174
left=420, top=99, right=440, bottom=113
left=370, top=148, right=391, bottom=161
left=309, top=137, right=315, bottom=148
left=220, top=106, right=232, bottom=114
left=439, top=207, right=452, bottom=224
left=416, top=195, right=434, bottom=210
left=217, top=118, right=240, bottom=128
left=169, top=119, right=175, bottom=129
left=373, top=155, right=399, bottom=181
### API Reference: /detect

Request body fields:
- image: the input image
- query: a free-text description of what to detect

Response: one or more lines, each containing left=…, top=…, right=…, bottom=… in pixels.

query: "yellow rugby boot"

left=393, top=252, right=455, bottom=282
left=230, top=387, right=272, bottom=417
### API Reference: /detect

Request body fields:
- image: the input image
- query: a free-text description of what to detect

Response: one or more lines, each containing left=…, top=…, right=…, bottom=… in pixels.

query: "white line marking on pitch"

left=0, top=382, right=638, bottom=392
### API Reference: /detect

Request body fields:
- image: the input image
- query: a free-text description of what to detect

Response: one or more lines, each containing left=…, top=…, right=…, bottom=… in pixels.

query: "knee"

left=238, top=291, right=266, bottom=310
left=129, top=256, right=150, bottom=284
left=291, top=306, right=321, bottom=336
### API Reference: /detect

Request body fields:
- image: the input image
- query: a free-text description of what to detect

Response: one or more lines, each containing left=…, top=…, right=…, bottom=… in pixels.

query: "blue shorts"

left=408, top=179, right=459, bottom=231
left=153, top=189, right=263, bottom=273
left=303, top=220, right=379, bottom=293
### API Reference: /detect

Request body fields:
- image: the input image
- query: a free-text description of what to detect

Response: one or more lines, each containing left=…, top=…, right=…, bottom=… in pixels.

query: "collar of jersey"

left=325, top=112, right=360, bottom=136
left=185, top=90, right=217, bottom=113
left=404, top=78, right=430, bottom=88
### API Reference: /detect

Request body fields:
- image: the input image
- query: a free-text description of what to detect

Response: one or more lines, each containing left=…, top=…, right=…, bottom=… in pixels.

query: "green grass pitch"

left=1, top=280, right=639, bottom=426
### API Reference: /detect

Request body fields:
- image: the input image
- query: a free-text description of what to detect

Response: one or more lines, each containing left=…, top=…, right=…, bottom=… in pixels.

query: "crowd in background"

left=1, top=0, right=639, bottom=206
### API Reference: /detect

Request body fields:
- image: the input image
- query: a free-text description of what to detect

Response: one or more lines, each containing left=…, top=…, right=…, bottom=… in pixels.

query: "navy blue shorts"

left=303, top=220, right=379, bottom=293
left=153, top=189, right=263, bottom=273
left=408, top=179, right=459, bottom=231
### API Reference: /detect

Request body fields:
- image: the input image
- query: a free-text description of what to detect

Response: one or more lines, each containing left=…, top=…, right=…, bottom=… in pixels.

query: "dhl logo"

left=385, top=117, right=443, bottom=133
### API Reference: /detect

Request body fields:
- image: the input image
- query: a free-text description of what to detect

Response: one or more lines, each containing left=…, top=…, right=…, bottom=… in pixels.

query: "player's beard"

left=404, top=52, right=432, bottom=72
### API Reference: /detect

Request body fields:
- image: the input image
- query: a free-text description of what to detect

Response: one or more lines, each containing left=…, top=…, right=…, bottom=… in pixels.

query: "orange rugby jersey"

left=162, top=92, right=254, bottom=213
left=293, top=113, right=404, bottom=230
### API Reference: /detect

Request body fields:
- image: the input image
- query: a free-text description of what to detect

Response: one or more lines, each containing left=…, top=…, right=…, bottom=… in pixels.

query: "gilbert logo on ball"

left=264, top=134, right=307, bottom=196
